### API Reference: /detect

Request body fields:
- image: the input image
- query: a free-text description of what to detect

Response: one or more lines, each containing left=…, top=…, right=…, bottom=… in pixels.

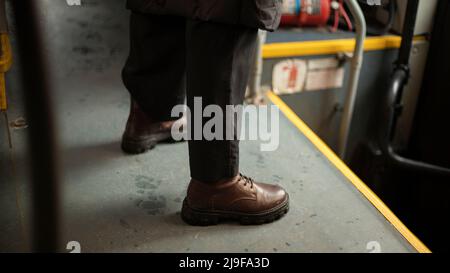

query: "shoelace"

left=240, top=173, right=254, bottom=189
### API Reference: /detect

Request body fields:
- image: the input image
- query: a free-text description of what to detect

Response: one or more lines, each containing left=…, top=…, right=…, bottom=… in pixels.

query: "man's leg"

left=186, top=20, right=256, bottom=182
left=121, top=13, right=186, bottom=154
left=182, top=20, right=289, bottom=225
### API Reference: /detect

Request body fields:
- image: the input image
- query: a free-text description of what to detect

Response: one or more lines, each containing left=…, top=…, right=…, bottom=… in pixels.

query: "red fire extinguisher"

left=280, top=0, right=331, bottom=27
left=280, top=0, right=353, bottom=31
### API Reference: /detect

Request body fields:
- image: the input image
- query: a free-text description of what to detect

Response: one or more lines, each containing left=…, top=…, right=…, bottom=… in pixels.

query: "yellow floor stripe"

left=267, top=91, right=431, bottom=253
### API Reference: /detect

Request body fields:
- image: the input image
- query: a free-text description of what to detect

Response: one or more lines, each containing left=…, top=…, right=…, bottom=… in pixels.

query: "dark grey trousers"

left=122, top=13, right=258, bottom=182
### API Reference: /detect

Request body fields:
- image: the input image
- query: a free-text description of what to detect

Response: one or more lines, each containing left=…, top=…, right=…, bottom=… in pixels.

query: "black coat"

left=126, top=0, right=282, bottom=31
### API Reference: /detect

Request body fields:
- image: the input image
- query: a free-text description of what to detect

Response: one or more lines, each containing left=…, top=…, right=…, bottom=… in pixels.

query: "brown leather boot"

left=181, top=174, right=289, bottom=226
left=121, top=100, right=185, bottom=154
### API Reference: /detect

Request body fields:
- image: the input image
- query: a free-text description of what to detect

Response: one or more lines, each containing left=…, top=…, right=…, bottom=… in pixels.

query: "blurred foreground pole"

left=10, top=0, right=60, bottom=252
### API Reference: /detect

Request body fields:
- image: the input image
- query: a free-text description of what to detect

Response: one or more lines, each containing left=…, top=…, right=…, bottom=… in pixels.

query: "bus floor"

left=0, top=67, right=418, bottom=252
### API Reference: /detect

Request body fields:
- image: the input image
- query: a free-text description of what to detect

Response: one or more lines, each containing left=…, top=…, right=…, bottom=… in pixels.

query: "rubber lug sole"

left=121, top=132, right=185, bottom=155
left=181, top=197, right=289, bottom=226
left=121, top=138, right=157, bottom=154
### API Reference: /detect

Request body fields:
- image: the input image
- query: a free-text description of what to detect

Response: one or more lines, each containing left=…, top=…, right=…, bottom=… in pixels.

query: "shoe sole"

left=121, top=137, right=158, bottom=154
left=121, top=132, right=183, bottom=155
left=181, top=196, right=289, bottom=226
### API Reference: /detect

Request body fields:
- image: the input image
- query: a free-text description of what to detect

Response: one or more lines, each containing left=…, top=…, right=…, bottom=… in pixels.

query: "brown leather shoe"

left=181, top=174, right=289, bottom=226
left=121, top=100, right=185, bottom=154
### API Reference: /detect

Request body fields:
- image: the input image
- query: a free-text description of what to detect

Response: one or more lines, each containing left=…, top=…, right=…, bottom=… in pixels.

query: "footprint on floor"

left=138, top=194, right=167, bottom=215
left=273, top=175, right=283, bottom=183
left=135, top=175, right=162, bottom=190
left=119, top=219, right=131, bottom=230
left=249, top=151, right=267, bottom=169
left=256, top=155, right=266, bottom=168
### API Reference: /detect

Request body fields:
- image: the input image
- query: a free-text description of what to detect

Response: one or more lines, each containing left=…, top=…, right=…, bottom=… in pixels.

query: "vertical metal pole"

left=338, top=0, right=367, bottom=159
left=247, top=30, right=267, bottom=104
left=397, top=0, right=420, bottom=68
left=10, top=0, right=60, bottom=252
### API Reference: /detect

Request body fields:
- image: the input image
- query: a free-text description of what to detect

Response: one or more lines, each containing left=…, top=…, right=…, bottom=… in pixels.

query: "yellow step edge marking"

left=0, top=73, right=6, bottom=111
left=267, top=91, right=431, bottom=254
left=263, top=35, right=426, bottom=59
left=0, top=34, right=12, bottom=111
left=0, top=34, right=13, bottom=72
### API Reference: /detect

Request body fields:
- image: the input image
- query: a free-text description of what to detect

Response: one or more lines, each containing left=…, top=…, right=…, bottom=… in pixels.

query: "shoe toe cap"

left=257, top=182, right=289, bottom=208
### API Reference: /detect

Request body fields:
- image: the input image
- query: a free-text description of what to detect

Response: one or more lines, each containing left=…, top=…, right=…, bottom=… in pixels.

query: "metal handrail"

left=379, top=0, right=450, bottom=178
left=338, top=0, right=367, bottom=159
